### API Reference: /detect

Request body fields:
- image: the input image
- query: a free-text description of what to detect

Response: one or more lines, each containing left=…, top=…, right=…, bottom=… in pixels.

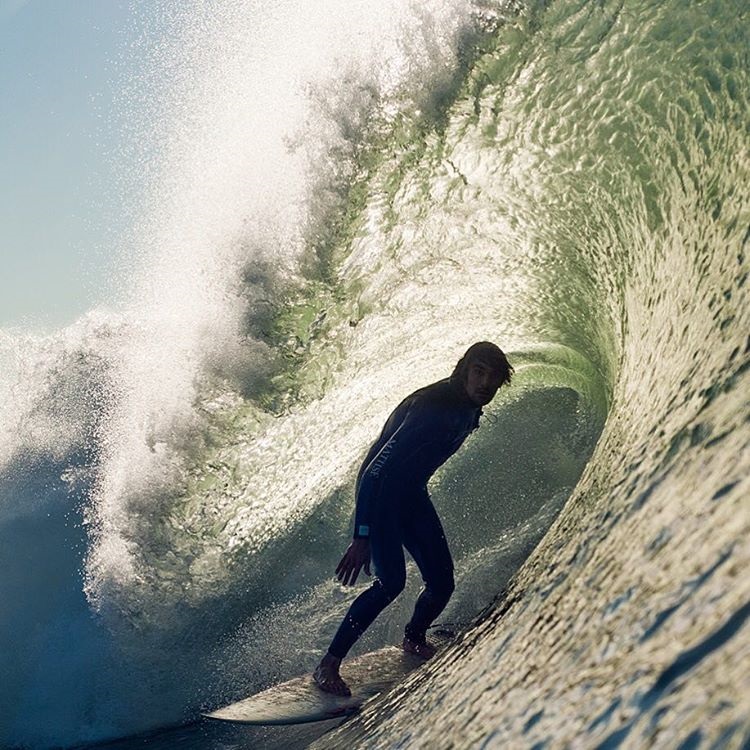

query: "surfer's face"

left=464, top=359, right=504, bottom=406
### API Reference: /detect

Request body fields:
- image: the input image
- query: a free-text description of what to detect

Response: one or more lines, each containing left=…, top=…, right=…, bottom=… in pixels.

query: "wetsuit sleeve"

left=353, top=400, right=442, bottom=538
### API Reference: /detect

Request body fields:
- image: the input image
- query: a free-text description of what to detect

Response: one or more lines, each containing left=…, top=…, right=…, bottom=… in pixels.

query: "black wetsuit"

left=328, top=376, right=482, bottom=659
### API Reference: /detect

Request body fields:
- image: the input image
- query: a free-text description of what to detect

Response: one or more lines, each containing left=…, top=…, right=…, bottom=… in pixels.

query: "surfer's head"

left=451, top=341, right=513, bottom=406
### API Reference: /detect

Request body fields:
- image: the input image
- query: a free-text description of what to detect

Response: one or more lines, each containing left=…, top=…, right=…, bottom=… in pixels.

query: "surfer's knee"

left=376, top=573, right=406, bottom=603
left=427, top=569, right=454, bottom=602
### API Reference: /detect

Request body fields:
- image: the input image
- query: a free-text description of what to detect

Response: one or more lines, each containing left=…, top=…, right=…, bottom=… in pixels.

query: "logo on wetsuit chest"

left=368, top=409, right=477, bottom=481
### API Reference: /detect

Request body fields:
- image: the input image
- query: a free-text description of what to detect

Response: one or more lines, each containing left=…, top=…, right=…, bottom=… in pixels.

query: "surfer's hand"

left=335, top=538, right=371, bottom=586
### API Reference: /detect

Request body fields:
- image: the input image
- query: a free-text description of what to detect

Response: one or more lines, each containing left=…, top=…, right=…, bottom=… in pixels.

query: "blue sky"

left=1, top=0, right=136, bottom=329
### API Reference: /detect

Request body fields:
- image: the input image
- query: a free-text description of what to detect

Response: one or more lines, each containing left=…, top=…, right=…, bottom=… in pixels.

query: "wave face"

left=318, top=0, right=750, bottom=747
left=1, top=0, right=747, bottom=747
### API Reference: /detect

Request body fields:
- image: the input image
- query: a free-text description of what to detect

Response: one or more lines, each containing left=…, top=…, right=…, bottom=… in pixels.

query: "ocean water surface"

left=0, top=0, right=747, bottom=748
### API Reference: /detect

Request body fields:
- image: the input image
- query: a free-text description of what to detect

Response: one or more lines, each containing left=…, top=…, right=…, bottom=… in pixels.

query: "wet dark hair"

left=451, top=341, right=514, bottom=387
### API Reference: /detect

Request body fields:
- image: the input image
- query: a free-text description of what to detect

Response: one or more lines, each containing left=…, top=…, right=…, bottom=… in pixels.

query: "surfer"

left=314, top=342, right=513, bottom=696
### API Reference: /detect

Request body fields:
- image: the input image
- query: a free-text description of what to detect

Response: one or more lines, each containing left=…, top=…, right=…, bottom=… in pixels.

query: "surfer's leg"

left=327, top=502, right=406, bottom=661
left=318, top=578, right=399, bottom=695
left=402, top=494, right=454, bottom=650
left=316, top=511, right=406, bottom=695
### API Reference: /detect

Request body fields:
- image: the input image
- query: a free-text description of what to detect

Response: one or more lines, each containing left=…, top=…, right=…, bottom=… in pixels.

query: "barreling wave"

left=0, top=0, right=747, bottom=747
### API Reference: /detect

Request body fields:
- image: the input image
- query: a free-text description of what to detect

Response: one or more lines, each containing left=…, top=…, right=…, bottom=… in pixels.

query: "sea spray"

left=1, top=2, right=517, bottom=747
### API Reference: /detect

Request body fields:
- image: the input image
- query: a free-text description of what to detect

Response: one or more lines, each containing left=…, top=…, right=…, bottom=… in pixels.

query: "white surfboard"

left=203, top=635, right=451, bottom=725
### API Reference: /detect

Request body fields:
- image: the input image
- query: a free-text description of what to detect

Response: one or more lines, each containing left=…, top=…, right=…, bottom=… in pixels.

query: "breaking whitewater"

left=1, top=0, right=747, bottom=748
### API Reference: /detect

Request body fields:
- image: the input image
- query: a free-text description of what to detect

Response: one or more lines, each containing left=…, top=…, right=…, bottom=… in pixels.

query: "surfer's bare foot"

left=313, top=653, right=351, bottom=697
left=403, top=636, right=437, bottom=659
